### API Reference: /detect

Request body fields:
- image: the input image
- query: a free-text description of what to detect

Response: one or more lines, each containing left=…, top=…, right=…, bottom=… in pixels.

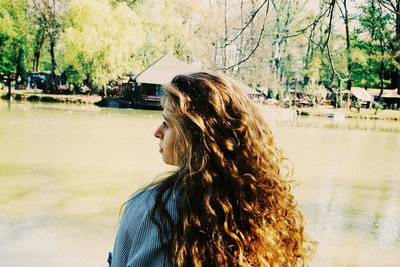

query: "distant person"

left=30, top=76, right=37, bottom=89
left=15, top=76, right=21, bottom=90
left=27, top=76, right=32, bottom=89
left=69, top=83, right=74, bottom=94
left=109, top=72, right=314, bottom=266
left=79, top=84, right=90, bottom=94
left=83, top=84, right=90, bottom=94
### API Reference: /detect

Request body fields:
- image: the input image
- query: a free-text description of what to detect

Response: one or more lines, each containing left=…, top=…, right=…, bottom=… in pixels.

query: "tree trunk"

left=33, top=50, right=40, bottom=72
left=396, top=0, right=400, bottom=95
left=294, top=78, right=298, bottom=107
left=33, top=29, right=46, bottom=72
left=7, top=71, right=12, bottom=99
left=15, top=47, right=25, bottom=89
left=304, top=25, right=316, bottom=71
left=236, top=0, right=245, bottom=75
left=379, top=43, right=384, bottom=97
left=49, top=37, right=57, bottom=92
left=223, top=0, right=228, bottom=69
left=337, top=79, right=342, bottom=109
left=343, top=0, right=352, bottom=91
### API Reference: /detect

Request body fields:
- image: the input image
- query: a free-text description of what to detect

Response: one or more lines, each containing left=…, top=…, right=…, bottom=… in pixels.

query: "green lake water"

left=1, top=100, right=399, bottom=266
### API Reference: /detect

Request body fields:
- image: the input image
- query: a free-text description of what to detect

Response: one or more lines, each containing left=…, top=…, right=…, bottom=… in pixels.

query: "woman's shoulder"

left=124, top=186, right=178, bottom=215
left=124, top=188, right=157, bottom=214
left=123, top=186, right=179, bottom=226
left=116, top=188, right=156, bottom=238
left=111, top=187, right=172, bottom=267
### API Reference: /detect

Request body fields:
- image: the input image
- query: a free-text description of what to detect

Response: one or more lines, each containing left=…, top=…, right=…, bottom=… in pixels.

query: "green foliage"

left=0, top=0, right=30, bottom=76
left=60, top=0, right=144, bottom=87
left=373, top=101, right=385, bottom=112
left=351, top=2, right=396, bottom=89
left=0, top=0, right=398, bottom=95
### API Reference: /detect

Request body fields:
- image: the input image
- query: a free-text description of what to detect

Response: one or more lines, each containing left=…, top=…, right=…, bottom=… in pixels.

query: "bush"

left=372, top=101, right=385, bottom=114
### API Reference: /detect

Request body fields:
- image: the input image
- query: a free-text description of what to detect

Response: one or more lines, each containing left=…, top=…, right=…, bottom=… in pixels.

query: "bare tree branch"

left=223, top=0, right=228, bottom=67
left=283, top=5, right=331, bottom=38
left=220, top=2, right=270, bottom=70
left=322, top=0, right=351, bottom=82
left=326, top=43, right=350, bottom=81
left=337, top=0, right=345, bottom=17
left=322, top=0, right=336, bottom=49
left=219, top=0, right=270, bottom=48
left=378, top=0, right=400, bottom=14
left=301, top=29, right=324, bottom=51
left=381, top=0, right=397, bottom=11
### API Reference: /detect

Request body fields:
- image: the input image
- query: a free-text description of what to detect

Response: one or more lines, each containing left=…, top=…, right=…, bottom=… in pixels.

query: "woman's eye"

left=162, top=121, right=168, bottom=128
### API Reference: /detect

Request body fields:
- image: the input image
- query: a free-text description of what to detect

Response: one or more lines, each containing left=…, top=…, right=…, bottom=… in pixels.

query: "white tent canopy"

left=351, top=87, right=373, bottom=102
left=135, top=54, right=200, bottom=85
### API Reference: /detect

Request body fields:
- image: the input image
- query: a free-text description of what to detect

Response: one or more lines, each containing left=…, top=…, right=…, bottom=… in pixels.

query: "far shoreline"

left=0, top=89, right=101, bottom=105
left=1, top=89, right=399, bottom=121
left=295, top=106, right=400, bottom=121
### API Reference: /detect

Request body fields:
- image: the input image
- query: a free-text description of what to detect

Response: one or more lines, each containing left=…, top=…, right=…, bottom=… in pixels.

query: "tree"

left=378, top=0, right=400, bottom=94
left=356, top=0, right=395, bottom=96
left=0, top=0, right=31, bottom=96
left=30, top=13, right=47, bottom=72
left=30, top=0, right=66, bottom=91
left=270, top=0, right=299, bottom=84
left=60, top=0, right=144, bottom=91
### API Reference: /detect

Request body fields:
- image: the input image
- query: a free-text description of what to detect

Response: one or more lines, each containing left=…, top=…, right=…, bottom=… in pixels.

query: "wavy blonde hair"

left=150, top=72, right=314, bottom=266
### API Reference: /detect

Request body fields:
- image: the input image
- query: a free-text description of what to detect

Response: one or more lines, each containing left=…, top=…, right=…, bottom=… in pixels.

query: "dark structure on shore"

left=122, top=54, right=200, bottom=109
left=367, top=88, right=400, bottom=108
left=97, top=54, right=260, bottom=109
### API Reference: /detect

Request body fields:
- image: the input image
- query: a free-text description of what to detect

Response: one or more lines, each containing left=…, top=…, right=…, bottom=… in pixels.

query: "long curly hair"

left=150, top=72, right=314, bottom=266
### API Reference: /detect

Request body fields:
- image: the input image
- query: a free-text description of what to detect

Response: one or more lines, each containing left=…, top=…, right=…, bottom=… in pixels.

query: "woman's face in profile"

left=154, top=109, right=178, bottom=166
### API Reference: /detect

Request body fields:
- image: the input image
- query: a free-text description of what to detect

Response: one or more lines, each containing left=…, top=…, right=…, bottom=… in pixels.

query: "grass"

left=298, top=106, right=400, bottom=121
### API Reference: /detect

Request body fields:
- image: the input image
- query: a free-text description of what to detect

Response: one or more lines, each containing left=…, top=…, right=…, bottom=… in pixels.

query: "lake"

left=0, top=100, right=399, bottom=266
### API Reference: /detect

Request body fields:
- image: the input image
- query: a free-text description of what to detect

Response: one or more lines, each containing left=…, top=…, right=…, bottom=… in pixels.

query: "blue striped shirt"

left=109, top=188, right=178, bottom=267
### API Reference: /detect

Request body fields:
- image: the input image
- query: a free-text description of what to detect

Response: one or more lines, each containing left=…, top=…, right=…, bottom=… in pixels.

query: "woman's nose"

left=154, top=125, right=163, bottom=139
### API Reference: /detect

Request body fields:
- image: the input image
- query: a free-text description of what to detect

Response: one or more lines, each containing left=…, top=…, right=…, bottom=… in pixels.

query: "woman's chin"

left=163, top=157, right=178, bottom=167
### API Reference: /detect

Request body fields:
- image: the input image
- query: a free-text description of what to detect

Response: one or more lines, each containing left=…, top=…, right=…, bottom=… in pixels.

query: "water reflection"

left=302, top=177, right=400, bottom=266
left=275, top=116, right=400, bottom=133
left=266, top=115, right=399, bottom=266
left=0, top=100, right=399, bottom=266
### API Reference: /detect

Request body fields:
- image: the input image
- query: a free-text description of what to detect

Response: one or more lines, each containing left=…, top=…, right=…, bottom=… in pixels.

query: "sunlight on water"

left=1, top=100, right=399, bottom=266
left=272, top=117, right=400, bottom=267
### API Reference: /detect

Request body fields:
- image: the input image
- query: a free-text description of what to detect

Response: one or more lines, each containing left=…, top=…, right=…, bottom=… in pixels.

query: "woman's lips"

left=159, top=147, right=163, bottom=153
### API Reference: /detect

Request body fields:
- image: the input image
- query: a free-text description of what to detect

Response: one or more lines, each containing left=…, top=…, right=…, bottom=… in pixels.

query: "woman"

left=110, top=72, right=314, bottom=267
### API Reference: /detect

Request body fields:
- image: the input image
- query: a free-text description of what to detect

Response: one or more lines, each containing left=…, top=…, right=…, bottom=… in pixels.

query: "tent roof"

left=135, top=54, right=200, bottom=85
left=351, top=87, right=373, bottom=101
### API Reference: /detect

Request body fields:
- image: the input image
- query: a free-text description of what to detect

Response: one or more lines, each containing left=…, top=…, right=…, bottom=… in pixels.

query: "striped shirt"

left=109, top=188, right=178, bottom=267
